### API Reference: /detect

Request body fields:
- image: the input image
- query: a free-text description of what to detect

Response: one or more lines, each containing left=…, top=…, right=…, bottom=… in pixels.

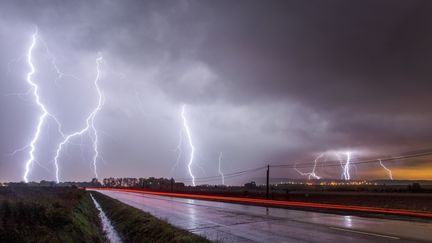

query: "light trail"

left=22, top=28, right=65, bottom=182
left=218, top=152, right=225, bottom=185
left=294, top=153, right=323, bottom=179
left=53, top=56, right=104, bottom=182
left=180, top=105, right=196, bottom=186
left=378, top=159, right=393, bottom=180
left=92, top=188, right=432, bottom=218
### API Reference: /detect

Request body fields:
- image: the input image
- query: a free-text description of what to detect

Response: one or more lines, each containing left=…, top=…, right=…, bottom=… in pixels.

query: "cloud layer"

left=1, top=0, right=431, bottom=183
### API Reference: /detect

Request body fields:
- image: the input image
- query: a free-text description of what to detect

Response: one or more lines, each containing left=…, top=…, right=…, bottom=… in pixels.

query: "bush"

left=0, top=187, right=106, bottom=243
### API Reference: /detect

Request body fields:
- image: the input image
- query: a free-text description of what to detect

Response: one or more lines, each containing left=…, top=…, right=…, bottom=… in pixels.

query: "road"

left=93, top=190, right=432, bottom=242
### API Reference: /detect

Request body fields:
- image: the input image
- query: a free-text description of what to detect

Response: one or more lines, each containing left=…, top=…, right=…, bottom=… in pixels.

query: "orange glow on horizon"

left=364, top=163, right=432, bottom=180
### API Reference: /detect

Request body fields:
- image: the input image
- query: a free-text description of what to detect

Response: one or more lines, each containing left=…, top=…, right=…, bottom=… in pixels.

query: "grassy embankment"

left=91, top=192, right=210, bottom=243
left=0, top=186, right=106, bottom=242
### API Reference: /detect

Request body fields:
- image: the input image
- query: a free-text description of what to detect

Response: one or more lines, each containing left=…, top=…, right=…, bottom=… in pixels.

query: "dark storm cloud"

left=0, top=0, right=431, bottom=182
left=192, top=1, right=432, bottom=108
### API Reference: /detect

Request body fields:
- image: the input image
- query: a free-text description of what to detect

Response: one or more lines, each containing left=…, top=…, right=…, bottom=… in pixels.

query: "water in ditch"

left=90, top=194, right=122, bottom=243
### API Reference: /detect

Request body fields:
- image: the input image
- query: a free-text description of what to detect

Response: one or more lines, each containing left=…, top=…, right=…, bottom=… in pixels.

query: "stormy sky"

left=1, top=0, right=431, bottom=184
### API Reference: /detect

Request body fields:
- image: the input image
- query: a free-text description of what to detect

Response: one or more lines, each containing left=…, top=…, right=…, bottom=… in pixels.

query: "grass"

left=0, top=186, right=106, bottom=243
left=91, top=191, right=211, bottom=243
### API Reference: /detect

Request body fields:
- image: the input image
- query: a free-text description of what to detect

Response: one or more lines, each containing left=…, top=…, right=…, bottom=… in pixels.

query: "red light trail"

left=89, top=187, right=432, bottom=218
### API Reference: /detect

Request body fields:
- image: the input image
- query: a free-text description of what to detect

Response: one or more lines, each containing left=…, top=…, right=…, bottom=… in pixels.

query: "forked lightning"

left=23, top=28, right=64, bottom=182
left=180, top=105, right=196, bottom=186
left=53, top=56, right=104, bottom=182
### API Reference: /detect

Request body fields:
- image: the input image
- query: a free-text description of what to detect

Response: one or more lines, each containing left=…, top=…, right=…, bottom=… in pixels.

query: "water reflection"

left=186, top=199, right=198, bottom=229
left=90, top=194, right=122, bottom=243
left=343, top=215, right=353, bottom=228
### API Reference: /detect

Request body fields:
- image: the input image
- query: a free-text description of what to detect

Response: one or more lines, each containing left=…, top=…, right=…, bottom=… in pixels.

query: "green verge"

left=91, top=191, right=211, bottom=243
left=0, top=187, right=106, bottom=243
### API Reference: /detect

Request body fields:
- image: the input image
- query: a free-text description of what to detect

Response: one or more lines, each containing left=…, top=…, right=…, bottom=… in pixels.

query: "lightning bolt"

left=53, top=56, right=104, bottom=182
left=218, top=152, right=225, bottom=185
left=180, top=105, right=196, bottom=186
left=294, top=153, right=323, bottom=179
left=378, top=159, right=393, bottom=180
left=22, top=28, right=65, bottom=182
left=341, top=151, right=351, bottom=180
left=89, top=57, right=104, bottom=180
left=39, top=37, right=83, bottom=86
left=333, top=152, right=351, bottom=180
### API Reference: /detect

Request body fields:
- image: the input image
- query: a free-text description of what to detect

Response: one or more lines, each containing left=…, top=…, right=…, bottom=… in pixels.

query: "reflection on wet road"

left=93, top=190, right=432, bottom=242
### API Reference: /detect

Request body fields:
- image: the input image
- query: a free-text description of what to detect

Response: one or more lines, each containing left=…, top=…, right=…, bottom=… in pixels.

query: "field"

left=0, top=186, right=105, bottom=242
left=0, top=186, right=210, bottom=242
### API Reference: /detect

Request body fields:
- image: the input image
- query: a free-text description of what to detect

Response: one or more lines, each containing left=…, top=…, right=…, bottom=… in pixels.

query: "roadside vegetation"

left=92, top=192, right=210, bottom=243
left=0, top=186, right=106, bottom=242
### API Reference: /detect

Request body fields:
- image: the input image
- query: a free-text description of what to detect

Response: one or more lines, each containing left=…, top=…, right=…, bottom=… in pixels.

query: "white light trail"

left=53, top=56, right=104, bottom=182
left=180, top=105, right=195, bottom=186
left=218, top=152, right=225, bottom=185
left=22, top=28, right=65, bottom=182
left=378, top=159, right=393, bottom=180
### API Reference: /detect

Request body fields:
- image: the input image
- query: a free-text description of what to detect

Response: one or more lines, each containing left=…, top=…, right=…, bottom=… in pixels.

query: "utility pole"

left=266, top=164, right=270, bottom=199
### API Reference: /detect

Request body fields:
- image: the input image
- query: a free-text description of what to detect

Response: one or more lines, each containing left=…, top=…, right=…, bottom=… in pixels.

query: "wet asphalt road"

left=93, top=190, right=432, bottom=242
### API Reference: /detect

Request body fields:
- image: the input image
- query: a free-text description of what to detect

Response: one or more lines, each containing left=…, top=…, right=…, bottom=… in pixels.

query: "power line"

left=271, top=149, right=432, bottom=169
left=175, top=165, right=266, bottom=183
left=174, top=148, right=432, bottom=183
